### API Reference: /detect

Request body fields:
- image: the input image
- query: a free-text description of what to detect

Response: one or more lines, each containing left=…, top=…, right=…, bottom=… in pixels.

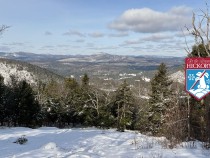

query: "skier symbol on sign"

left=185, top=58, right=210, bottom=100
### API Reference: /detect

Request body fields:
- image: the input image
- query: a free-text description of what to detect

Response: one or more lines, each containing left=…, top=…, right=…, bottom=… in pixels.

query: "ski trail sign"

left=185, top=58, right=210, bottom=100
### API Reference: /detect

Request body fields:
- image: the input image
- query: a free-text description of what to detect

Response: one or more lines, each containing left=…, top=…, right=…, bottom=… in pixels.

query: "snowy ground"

left=0, top=127, right=209, bottom=158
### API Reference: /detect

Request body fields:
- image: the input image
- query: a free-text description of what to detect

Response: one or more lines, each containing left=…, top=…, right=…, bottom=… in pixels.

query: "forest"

left=0, top=59, right=210, bottom=148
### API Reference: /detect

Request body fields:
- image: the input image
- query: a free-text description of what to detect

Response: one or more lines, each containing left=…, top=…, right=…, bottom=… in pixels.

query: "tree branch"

left=0, top=25, right=10, bottom=35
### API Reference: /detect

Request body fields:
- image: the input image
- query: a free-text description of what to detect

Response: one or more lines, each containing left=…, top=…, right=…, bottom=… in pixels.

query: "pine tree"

left=112, top=80, right=136, bottom=132
left=44, top=80, right=61, bottom=99
left=5, top=76, right=20, bottom=126
left=64, top=77, right=81, bottom=126
left=6, top=78, right=41, bottom=127
left=17, top=80, right=41, bottom=127
left=148, top=63, right=173, bottom=135
left=190, top=44, right=209, bottom=57
left=0, top=75, right=4, bottom=98
left=0, top=75, right=6, bottom=125
left=44, top=98, right=64, bottom=126
left=79, top=73, right=91, bottom=125
left=82, top=73, right=89, bottom=88
left=65, top=77, right=79, bottom=90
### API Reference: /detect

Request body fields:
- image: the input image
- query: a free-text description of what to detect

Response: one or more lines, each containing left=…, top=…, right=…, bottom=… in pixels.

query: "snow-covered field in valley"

left=0, top=127, right=209, bottom=158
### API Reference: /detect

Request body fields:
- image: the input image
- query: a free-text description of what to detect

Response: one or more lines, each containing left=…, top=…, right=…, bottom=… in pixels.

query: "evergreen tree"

left=6, top=76, right=20, bottom=126
left=148, top=63, right=173, bottom=135
left=82, top=73, right=89, bottom=87
left=190, top=44, right=209, bottom=57
left=16, top=80, right=41, bottom=127
left=65, top=77, right=79, bottom=90
left=0, top=75, right=6, bottom=125
left=64, top=77, right=81, bottom=126
left=79, top=73, right=91, bottom=125
left=44, top=80, right=61, bottom=99
left=82, top=87, right=108, bottom=126
left=112, top=80, right=136, bottom=132
left=0, top=75, right=4, bottom=99
left=44, top=98, right=64, bottom=126
left=6, top=78, right=41, bottom=127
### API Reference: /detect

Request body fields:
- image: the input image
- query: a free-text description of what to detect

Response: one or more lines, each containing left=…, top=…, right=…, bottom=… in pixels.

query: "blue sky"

left=0, top=0, right=208, bottom=56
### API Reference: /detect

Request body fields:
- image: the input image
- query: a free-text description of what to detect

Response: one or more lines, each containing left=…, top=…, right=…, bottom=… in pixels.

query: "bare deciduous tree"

left=185, top=3, right=210, bottom=57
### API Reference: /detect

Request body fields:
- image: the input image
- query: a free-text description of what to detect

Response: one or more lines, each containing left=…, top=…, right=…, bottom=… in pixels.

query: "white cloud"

left=142, top=33, right=173, bottom=42
left=109, top=6, right=192, bottom=33
left=88, top=32, right=104, bottom=38
left=175, top=29, right=192, bottom=37
left=121, top=33, right=173, bottom=46
left=109, top=32, right=129, bottom=37
left=89, top=46, right=118, bottom=50
left=122, top=39, right=141, bottom=46
left=63, top=30, right=85, bottom=37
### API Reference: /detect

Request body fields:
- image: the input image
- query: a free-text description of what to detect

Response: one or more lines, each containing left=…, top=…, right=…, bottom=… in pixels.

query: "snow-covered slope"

left=0, top=127, right=209, bottom=158
left=170, top=70, right=184, bottom=84
left=0, top=62, right=36, bottom=85
left=142, top=76, right=150, bottom=82
left=0, top=58, right=63, bottom=85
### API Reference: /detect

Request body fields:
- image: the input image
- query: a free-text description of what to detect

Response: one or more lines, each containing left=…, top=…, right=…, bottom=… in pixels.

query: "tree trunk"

left=206, top=103, right=210, bottom=144
left=204, top=95, right=210, bottom=146
left=187, top=95, right=191, bottom=140
left=117, top=103, right=120, bottom=130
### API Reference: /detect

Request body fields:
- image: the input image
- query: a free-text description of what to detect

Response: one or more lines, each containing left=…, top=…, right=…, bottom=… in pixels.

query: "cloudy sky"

left=0, top=0, right=208, bottom=56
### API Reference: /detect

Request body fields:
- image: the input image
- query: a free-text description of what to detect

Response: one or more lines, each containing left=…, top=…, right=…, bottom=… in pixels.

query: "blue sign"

left=185, top=58, right=210, bottom=100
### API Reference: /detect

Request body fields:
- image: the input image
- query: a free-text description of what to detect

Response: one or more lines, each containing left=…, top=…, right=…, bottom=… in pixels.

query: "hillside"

left=0, top=52, right=185, bottom=96
left=0, top=58, right=64, bottom=85
left=170, top=70, right=185, bottom=84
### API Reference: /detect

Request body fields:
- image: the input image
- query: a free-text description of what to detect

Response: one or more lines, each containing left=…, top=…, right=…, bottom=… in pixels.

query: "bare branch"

left=181, top=27, right=191, bottom=55
left=0, top=25, right=10, bottom=35
left=191, top=12, right=210, bottom=56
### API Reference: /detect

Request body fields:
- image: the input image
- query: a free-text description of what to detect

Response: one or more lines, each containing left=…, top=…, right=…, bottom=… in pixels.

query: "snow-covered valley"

left=0, top=127, right=209, bottom=158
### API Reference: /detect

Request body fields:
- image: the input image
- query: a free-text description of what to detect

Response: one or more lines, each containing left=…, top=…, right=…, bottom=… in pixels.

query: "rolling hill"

left=0, top=52, right=184, bottom=78
left=0, top=58, right=64, bottom=85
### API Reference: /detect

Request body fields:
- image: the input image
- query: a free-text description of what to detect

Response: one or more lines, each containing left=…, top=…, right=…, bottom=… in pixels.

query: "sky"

left=0, top=0, right=208, bottom=56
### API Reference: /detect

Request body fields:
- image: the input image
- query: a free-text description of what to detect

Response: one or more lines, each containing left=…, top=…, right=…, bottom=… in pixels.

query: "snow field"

left=0, top=127, right=209, bottom=158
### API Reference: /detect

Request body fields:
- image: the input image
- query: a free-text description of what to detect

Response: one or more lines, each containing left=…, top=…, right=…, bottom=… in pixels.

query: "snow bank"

left=42, top=142, right=57, bottom=150
left=170, top=70, right=184, bottom=84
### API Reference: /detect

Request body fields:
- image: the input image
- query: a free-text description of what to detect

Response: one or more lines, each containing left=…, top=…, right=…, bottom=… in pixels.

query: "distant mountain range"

left=0, top=52, right=185, bottom=78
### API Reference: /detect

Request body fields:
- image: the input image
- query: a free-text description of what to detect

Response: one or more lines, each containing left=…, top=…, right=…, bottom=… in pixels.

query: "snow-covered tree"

left=5, top=78, right=41, bottom=127
left=81, top=73, right=89, bottom=88
left=0, top=74, right=6, bottom=125
left=16, top=80, right=41, bottom=127
left=112, top=80, right=136, bottom=132
left=148, top=63, right=173, bottom=135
